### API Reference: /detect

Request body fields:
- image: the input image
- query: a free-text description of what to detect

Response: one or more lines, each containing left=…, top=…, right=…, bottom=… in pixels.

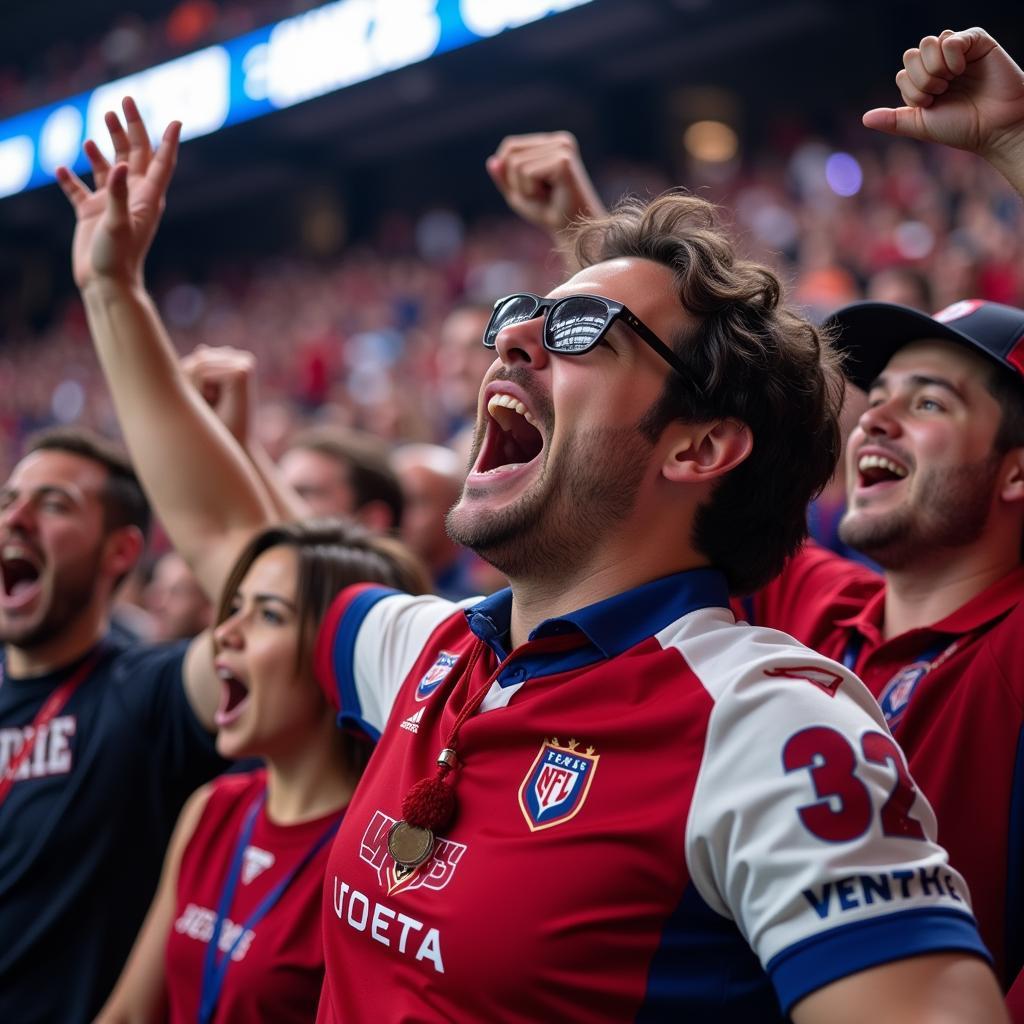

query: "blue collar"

left=464, top=568, right=731, bottom=661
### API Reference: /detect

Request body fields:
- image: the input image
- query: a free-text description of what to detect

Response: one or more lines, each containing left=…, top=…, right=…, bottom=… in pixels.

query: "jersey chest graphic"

left=415, top=651, right=458, bottom=701
left=0, top=714, right=77, bottom=781
left=359, top=809, right=467, bottom=896
left=518, top=738, right=600, bottom=831
left=242, top=846, right=276, bottom=884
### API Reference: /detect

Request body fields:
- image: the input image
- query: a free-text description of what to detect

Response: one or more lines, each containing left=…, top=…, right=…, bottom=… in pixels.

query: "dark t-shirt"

left=0, top=634, right=225, bottom=1024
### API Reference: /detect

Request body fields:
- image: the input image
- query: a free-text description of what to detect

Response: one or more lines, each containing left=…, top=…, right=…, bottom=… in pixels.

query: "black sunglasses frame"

left=483, top=292, right=693, bottom=382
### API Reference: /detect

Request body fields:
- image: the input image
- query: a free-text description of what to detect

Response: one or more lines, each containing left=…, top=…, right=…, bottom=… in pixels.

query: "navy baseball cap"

left=826, top=299, right=1024, bottom=391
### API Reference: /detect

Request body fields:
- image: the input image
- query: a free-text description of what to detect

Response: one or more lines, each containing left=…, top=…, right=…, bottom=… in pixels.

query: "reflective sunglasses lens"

left=546, top=297, right=609, bottom=353
left=485, top=295, right=540, bottom=347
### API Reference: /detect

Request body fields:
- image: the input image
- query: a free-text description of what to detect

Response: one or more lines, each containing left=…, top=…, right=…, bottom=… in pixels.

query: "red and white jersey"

left=744, top=544, right=1024, bottom=987
left=314, top=569, right=986, bottom=1022
left=165, top=770, right=340, bottom=1024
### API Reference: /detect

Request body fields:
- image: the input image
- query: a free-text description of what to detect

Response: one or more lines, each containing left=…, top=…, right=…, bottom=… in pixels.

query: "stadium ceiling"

left=1, top=0, right=1020, bottom=275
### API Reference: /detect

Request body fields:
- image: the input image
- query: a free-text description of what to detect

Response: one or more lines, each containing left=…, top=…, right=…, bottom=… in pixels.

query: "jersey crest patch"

left=416, top=651, right=458, bottom=701
left=518, top=738, right=599, bottom=832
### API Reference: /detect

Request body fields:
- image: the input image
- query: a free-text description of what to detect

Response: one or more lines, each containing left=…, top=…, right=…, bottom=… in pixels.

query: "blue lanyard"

left=198, top=792, right=343, bottom=1024
left=843, top=632, right=956, bottom=673
left=842, top=632, right=961, bottom=729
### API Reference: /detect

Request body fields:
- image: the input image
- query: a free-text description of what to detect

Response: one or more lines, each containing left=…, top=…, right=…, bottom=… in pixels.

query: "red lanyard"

left=0, top=646, right=103, bottom=808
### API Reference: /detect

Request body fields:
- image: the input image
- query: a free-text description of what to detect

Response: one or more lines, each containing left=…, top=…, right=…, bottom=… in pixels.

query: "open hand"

left=56, top=96, right=180, bottom=291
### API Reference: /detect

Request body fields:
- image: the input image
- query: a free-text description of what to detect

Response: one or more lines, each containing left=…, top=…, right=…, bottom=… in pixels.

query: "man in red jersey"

left=740, top=27, right=1024, bottom=991
left=59, top=33, right=1007, bottom=1024
left=492, top=28, right=1024, bottom=995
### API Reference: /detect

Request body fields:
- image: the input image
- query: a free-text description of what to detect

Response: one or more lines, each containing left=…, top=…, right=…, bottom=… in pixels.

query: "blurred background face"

left=278, top=447, right=357, bottom=518
left=144, top=551, right=212, bottom=642
left=394, top=447, right=463, bottom=572
left=437, top=307, right=498, bottom=424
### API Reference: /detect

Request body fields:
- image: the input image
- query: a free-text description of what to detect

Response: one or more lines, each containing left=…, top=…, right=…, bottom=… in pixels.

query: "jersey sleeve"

left=112, top=640, right=226, bottom=798
left=314, top=584, right=469, bottom=738
left=682, top=626, right=989, bottom=1014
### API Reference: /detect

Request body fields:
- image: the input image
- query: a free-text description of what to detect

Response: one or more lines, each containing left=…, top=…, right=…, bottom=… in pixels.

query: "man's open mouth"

left=857, top=453, right=910, bottom=489
left=0, top=544, right=43, bottom=610
left=473, top=393, right=545, bottom=475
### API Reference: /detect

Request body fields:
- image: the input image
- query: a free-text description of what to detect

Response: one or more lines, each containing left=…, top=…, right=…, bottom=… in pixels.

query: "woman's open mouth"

left=215, top=664, right=251, bottom=727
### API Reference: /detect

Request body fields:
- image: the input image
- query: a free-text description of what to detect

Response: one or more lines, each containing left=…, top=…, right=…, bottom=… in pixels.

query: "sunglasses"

left=483, top=292, right=691, bottom=380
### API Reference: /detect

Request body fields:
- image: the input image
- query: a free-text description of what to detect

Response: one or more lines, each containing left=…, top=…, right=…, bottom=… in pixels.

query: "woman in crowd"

left=97, top=520, right=426, bottom=1023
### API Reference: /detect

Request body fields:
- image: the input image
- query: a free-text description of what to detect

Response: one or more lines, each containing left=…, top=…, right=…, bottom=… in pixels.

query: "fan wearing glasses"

left=64, top=103, right=1002, bottom=1022
left=319, top=197, right=999, bottom=1019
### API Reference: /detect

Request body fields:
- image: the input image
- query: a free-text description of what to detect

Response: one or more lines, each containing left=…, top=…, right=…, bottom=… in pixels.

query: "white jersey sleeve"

left=669, top=609, right=987, bottom=1012
left=315, top=585, right=477, bottom=738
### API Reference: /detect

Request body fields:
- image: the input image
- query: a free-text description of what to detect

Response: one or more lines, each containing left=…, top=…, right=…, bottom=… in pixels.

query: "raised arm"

left=486, top=131, right=607, bottom=268
left=181, top=344, right=312, bottom=524
left=863, top=27, right=1024, bottom=197
left=55, top=97, right=276, bottom=603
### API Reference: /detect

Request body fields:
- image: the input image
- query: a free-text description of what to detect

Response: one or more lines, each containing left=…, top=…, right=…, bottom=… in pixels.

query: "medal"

left=387, top=637, right=579, bottom=875
left=387, top=820, right=435, bottom=870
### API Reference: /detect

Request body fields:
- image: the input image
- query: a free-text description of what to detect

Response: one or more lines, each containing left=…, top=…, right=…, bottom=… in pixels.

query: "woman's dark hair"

left=216, top=518, right=430, bottom=776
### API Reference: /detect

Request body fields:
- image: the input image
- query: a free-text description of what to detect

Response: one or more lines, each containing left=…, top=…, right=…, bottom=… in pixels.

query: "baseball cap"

left=826, top=299, right=1024, bottom=391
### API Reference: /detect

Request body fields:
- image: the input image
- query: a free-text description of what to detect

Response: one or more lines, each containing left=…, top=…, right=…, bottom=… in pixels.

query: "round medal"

left=387, top=820, right=435, bottom=869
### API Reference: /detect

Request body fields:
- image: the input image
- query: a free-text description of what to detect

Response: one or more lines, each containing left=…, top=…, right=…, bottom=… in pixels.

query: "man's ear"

left=998, top=448, right=1024, bottom=505
left=661, top=419, right=752, bottom=485
left=102, top=525, right=145, bottom=583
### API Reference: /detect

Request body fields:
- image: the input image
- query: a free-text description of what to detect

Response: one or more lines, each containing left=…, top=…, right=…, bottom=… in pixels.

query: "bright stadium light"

left=683, top=120, right=738, bottom=163
left=39, top=105, right=84, bottom=175
left=461, top=0, right=591, bottom=37
left=0, top=136, right=34, bottom=198
left=0, top=0, right=595, bottom=200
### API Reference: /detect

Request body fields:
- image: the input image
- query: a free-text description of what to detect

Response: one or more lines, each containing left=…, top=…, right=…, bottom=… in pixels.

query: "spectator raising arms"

left=59, top=72, right=1005, bottom=1021
left=55, top=101, right=430, bottom=1023
left=746, top=26, right=1024, bottom=991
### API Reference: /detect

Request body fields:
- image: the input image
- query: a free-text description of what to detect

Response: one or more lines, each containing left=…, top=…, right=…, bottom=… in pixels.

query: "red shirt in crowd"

left=743, top=543, right=1024, bottom=987
left=165, top=770, right=342, bottom=1024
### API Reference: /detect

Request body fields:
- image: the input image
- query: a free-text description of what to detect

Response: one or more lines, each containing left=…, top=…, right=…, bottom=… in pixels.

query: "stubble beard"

left=0, top=547, right=105, bottom=652
left=838, top=455, right=1001, bottom=570
left=446, top=424, right=653, bottom=584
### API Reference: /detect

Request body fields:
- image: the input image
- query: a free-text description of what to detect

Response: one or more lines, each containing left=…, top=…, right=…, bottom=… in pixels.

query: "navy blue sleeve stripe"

left=1005, top=724, right=1024, bottom=986
left=331, top=587, right=398, bottom=742
left=767, top=907, right=990, bottom=1013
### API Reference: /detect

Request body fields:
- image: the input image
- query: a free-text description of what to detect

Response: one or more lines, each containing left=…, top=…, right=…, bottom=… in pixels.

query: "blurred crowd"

left=4, top=128, right=1022, bottom=469
left=0, top=0, right=314, bottom=118
left=1, top=119, right=1023, bottom=612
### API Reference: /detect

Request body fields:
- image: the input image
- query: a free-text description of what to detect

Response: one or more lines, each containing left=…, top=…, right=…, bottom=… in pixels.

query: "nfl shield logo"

left=878, top=662, right=928, bottom=728
left=518, top=738, right=600, bottom=832
left=416, top=651, right=459, bottom=701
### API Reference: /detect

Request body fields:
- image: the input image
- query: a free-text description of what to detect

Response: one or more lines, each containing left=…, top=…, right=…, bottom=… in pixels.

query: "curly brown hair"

left=571, top=193, right=845, bottom=594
